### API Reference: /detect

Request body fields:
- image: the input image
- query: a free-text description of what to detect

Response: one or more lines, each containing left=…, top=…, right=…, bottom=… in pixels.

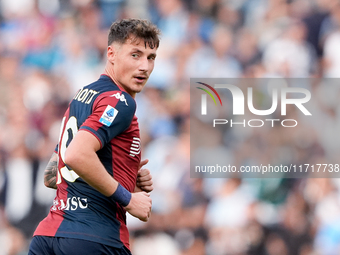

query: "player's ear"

left=107, top=45, right=116, bottom=64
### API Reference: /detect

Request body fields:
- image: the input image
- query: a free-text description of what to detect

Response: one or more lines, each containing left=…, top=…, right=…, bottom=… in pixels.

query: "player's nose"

left=138, top=57, right=149, bottom=72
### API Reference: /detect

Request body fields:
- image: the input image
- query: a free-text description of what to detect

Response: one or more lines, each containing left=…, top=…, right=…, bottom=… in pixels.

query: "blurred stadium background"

left=0, top=0, right=340, bottom=254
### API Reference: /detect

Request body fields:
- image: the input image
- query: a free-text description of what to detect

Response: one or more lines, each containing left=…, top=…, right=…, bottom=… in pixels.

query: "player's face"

left=110, top=38, right=157, bottom=97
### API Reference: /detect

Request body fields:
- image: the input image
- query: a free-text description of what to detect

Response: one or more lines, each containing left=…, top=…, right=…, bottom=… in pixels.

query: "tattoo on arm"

left=44, top=153, right=58, bottom=189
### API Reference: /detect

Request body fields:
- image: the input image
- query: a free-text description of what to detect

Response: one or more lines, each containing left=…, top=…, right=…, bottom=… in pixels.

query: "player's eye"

left=148, top=55, right=156, bottom=60
left=132, top=53, right=139, bottom=58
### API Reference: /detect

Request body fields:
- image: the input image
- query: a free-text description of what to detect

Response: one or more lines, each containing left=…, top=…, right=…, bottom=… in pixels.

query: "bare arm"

left=44, top=152, right=58, bottom=189
left=64, top=130, right=152, bottom=221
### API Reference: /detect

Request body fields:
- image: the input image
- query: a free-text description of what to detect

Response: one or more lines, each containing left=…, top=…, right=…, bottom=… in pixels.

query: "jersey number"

left=57, top=116, right=80, bottom=184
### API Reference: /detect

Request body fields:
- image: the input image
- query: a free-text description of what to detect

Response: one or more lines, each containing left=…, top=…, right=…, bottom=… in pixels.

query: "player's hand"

left=124, top=192, right=152, bottom=222
left=135, top=159, right=154, bottom=193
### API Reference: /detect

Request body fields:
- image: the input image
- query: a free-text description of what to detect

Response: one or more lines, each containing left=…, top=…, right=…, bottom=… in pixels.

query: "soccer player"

left=28, top=19, right=160, bottom=255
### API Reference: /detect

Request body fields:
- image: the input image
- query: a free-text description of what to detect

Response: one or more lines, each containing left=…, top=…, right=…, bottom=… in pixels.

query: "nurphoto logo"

left=196, top=81, right=312, bottom=128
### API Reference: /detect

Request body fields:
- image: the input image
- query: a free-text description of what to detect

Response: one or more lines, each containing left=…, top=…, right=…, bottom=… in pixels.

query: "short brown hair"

left=108, top=19, right=160, bottom=49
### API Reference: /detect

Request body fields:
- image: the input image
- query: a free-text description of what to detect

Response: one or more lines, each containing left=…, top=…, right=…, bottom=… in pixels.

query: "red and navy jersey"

left=33, top=75, right=141, bottom=250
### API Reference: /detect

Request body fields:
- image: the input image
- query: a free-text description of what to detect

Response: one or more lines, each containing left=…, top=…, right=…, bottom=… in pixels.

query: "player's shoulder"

left=92, top=90, right=136, bottom=126
left=97, top=90, right=136, bottom=110
left=95, top=91, right=136, bottom=128
left=113, top=90, right=136, bottom=108
left=87, top=75, right=136, bottom=107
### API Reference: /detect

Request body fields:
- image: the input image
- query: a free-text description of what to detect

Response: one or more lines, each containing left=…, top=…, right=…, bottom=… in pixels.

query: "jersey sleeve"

left=79, top=91, right=136, bottom=147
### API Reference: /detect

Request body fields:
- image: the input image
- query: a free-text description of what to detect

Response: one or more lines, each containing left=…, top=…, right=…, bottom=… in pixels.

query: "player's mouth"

left=134, top=75, right=148, bottom=83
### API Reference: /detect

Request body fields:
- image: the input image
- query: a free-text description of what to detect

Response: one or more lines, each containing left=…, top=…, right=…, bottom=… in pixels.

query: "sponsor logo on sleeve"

left=99, top=105, right=118, bottom=126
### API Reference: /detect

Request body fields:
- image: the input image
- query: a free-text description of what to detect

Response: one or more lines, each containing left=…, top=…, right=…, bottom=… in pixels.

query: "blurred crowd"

left=1, top=0, right=340, bottom=254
